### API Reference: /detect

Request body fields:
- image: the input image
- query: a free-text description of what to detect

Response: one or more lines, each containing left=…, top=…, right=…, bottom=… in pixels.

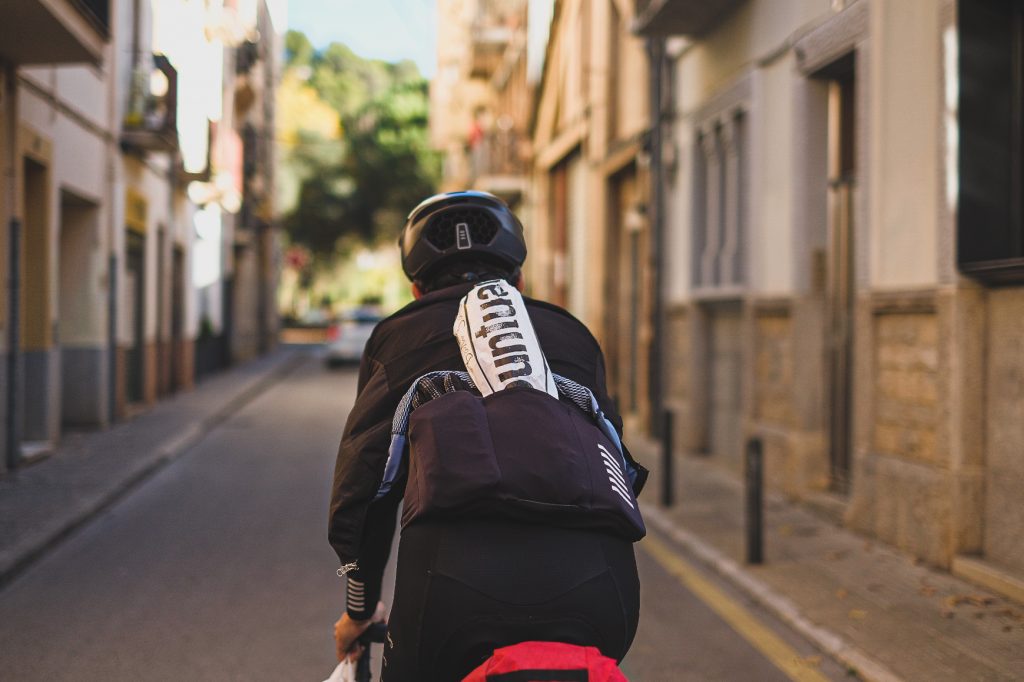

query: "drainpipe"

left=647, top=38, right=666, bottom=437
left=108, top=251, right=117, bottom=423
left=5, top=62, right=20, bottom=469
left=107, top=1, right=126, bottom=424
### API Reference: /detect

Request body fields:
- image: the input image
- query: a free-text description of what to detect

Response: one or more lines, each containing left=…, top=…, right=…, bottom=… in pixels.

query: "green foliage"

left=284, top=30, right=314, bottom=66
left=279, top=30, right=439, bottom=259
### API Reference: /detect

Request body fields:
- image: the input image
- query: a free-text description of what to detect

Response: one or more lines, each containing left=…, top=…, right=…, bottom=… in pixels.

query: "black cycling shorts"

left=380, top=517, right=640, bottom=682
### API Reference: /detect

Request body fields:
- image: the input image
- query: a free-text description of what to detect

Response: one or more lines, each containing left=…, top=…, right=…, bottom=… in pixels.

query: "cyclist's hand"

left=334, top=601, right=386, bottom=662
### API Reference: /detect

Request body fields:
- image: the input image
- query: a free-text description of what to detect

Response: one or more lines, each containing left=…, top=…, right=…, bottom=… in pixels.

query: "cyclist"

left=328, top=190, right=647, bottom=681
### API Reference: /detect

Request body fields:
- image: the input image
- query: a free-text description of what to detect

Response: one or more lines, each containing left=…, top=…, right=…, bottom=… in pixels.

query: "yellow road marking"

left=640, top=532, right=830, bottom=682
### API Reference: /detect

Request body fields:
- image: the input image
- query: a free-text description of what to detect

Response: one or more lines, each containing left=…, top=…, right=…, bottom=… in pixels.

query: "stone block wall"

left=984, top=288, right=1024, bottom=575
left=872, top=312, right=940, bottom=464
left=754, top=311, right=795, bottom=428
left=748, top=299, right=830, bottom=499
left=848, top=293, right=954, bottom=567
left=665, top=303, right=708, bottom=454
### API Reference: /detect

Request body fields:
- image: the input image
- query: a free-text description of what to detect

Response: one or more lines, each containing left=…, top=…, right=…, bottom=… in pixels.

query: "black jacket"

left=328, top=282, right=645, bottom=616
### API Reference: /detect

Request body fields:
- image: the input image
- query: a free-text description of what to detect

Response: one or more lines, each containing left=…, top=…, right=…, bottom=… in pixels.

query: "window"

left=74, top=0, right=110, bottom=36
left=957, top=0, right=1024, bottom=283
left=693, top=110, right=747, bottom=291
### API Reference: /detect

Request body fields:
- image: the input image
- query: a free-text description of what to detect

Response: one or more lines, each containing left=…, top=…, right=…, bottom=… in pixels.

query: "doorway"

left=824, top=56, right=857, bottom=493
left=19, top=157, right=52, bottom=448
left=170, top=245, right=185, bottom=392
left=58, top=190, right=103, bottom=428
left=124, top=230, right=145, bottom=405
left=606, top=166, right=649, bottom=426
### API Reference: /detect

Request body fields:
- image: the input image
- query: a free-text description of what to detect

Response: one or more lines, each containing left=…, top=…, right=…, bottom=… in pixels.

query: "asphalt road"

left=0, top=352, right=849, bottom=681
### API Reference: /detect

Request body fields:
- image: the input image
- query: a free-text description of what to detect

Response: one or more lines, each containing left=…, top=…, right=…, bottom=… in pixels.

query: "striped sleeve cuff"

left=346, top=577, right=370, bottom=619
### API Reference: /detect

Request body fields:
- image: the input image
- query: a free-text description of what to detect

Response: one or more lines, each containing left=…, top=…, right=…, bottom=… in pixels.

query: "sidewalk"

left=629, top=437, right=1024, bottom=682
left=0, top=348, right=305, bottom=587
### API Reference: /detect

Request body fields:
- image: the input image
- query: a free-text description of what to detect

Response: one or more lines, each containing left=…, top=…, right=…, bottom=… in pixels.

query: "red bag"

left=462, top=641, right=629, bottom=681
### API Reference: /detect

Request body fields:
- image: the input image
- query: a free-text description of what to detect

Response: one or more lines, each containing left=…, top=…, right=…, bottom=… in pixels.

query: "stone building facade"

left=529, top=0, right=654, bottom=433
left=636, top=0, right=1024, bottom=600
left=432, top=0, right=659, bottom=436
left=0, top=0, right=283, bottom=474
left=431, top=0, right=533, bottom=207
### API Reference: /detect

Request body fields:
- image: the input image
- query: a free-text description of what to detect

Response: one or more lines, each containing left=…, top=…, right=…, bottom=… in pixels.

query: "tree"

left=278, top=31, right=439, bottom=258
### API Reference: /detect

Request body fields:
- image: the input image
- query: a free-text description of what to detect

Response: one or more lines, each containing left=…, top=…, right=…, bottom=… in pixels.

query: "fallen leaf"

left=967, top=595, right=995, bottom=607
left=849, top=609, right=867, bottom=620
left=919, top=586, right=937, bottom=597
left=836, top=588, right=848, bottom=600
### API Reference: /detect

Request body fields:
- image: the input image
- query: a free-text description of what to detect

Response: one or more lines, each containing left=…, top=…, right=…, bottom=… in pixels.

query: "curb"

left=642, top=503, right=903, bottom=682
left=0, top=352, right=307, bottom=588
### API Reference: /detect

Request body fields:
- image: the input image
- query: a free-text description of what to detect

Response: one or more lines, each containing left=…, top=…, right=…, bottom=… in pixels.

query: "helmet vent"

left=425, top=209, right=499, bottom=250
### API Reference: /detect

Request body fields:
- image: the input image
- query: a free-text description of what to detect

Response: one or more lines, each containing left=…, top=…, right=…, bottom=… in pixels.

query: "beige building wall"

left=531, top=0, right=650, bottom=426
left=0, top=0, right=257, bottom=468
left=867, top=0, right=942, bottom=289
left=653, top=0, right=1024, bottom=597
left=14, top=53, right=116, bottom=436
left=431, top=0, right=499, bottom=191
left=750, top=55, right=798, bottom=296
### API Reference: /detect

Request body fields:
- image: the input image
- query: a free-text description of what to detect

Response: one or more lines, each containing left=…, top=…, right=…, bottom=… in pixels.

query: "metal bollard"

left=745, top=437, right=764, bottom=564
left=661, top=410, right=674, bottom=507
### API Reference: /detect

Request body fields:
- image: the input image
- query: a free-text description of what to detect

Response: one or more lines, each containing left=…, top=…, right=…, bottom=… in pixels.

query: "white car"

left=324, top=309, right=383, bottom=367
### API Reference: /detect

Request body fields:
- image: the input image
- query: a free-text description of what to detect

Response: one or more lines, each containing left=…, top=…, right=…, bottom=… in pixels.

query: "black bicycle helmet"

left=398, top=190, right=527, bottom=282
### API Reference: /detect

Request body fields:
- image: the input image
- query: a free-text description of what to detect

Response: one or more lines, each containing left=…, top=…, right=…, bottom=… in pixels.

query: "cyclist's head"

left=399, top=190, right=527, bottom=295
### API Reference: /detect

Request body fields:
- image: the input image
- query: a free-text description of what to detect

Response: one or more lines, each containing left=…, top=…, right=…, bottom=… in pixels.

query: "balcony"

left=121, top=55, right=179, bottom=153
left=0, top=0, right=107, bottom=64
left=469, top=0, right=525, bottom=78
left=633, top=0, right=745, bottom=37
left=469, top=127, right=528, bottom=201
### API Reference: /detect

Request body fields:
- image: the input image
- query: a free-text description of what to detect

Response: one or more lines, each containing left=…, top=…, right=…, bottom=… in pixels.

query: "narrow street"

left=0, top=351, right=847, bottom=681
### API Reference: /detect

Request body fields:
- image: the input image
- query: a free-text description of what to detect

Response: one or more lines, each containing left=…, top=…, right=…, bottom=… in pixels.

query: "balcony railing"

left=0, top=0, right=107, bottom=64
left=633, top=0, right=745, bottom=37
left=121, top=55, right=179, bottom=153
left=469, top=127, right=528, bottom=201
left=469, top=0, right=525, bottom=78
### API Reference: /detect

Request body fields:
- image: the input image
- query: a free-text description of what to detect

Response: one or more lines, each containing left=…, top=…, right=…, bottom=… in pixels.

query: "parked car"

left=324, top=309, right=383, bottom=367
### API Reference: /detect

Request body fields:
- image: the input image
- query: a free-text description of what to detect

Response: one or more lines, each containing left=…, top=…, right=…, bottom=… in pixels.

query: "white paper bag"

left=453, top=280, right=557, bottom=399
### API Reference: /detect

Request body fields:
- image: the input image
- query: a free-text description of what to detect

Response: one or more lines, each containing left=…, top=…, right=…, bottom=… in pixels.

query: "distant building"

left=529, top=0, right=654, bottom=435
left=431, top=0, right=532, bottom=209
left=0, top=0, right=284, bottom=474
left=636, top=0, right=1024, bottom=599
left=432, top=0, right=658, bottom=433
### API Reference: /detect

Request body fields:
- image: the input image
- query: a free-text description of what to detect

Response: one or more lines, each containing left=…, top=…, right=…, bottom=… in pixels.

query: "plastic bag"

left=322, top=659, right=356, bottom=682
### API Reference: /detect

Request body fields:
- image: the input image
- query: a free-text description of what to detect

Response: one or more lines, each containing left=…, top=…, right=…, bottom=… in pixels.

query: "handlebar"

left=354, top=622, right=388, bottom=682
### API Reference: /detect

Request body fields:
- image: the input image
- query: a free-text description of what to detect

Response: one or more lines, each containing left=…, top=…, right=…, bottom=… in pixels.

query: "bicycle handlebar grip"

left=354, top=623, right=389, bottom=681
left=360, top=622, right=388, bottom=644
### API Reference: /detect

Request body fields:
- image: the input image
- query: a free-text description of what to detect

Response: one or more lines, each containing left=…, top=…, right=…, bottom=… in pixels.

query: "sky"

left=286, top=0, right=438, bottom=77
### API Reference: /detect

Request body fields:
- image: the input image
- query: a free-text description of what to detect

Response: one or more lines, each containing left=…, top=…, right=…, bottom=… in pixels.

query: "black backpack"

left=375, top=371, right=647, bottom=541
